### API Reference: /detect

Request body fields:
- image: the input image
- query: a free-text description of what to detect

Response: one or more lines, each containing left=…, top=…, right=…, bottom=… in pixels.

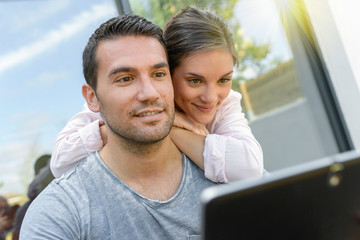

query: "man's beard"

left=101, top=102, right=175, bottom=153
left=108, top=115, right=173, bottom=143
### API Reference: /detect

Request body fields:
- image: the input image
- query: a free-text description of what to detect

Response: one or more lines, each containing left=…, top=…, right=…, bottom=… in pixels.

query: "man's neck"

left=99, top=136, right=183, bottom=201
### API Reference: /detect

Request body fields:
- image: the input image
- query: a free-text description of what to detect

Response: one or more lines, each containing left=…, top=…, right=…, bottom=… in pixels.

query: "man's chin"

left=133, top=128, right=171, bottom=144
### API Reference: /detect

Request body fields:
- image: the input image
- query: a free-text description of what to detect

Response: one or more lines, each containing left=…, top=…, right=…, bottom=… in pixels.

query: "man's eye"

left=153, top=72, right=166, bottom=78
left=117, top=76, right=133, bottom=83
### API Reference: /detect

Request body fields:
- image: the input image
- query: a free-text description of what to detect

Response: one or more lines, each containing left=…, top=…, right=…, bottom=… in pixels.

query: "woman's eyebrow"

left=186, top=70, right=233, bottom=79
left=186, top=72, right=205, bottom=79
left=219, top=70, right=234, bottom=79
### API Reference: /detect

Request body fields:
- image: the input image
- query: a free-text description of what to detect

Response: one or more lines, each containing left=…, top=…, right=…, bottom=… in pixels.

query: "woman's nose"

left=200, top=86, right=217, bottom=104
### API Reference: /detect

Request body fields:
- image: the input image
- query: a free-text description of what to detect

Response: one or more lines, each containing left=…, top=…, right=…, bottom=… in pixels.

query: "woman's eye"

left=189, top=79, right=201, bottom=84
left=218, top=78, right=231, bottom=84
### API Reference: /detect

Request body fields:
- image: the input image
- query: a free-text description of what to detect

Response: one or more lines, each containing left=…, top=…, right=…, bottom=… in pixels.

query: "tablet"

left=201, top=150, right=360, bottom=240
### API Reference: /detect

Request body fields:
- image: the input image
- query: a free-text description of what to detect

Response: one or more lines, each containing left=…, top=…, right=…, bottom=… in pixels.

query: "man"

left=20, top=14, right=215, bottom=239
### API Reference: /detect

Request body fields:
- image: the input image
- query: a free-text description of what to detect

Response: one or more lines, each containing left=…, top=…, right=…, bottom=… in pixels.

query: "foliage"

left=130, top=0, right=276, bottom=90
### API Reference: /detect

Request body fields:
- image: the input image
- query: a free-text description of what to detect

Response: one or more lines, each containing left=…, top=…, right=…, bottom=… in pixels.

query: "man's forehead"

left=96, top=36, right=168, bottom=72
left=98, top=35, right=166, bottom=54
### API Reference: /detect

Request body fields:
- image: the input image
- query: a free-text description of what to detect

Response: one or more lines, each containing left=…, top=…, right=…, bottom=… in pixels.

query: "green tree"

left=130, top=0, right=274, bottom=91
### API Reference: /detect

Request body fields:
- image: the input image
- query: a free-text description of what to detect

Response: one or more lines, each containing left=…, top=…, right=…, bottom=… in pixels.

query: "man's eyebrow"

left=108, top=66, right=135, bottom=78
left=152, top=62, right=169, bottom=69
left=108, top=62, right=169, bottom=78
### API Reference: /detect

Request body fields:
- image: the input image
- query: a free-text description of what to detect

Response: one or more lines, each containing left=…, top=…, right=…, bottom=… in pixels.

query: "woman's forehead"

left=177, top=49, right=234, bottom=70
left=181, top=49, right=233, bottom=63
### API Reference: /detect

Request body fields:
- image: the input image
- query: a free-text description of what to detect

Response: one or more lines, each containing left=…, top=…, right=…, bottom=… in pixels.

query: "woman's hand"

left=99, top=123, right=108, bottom=147
left=173, top=111, right=209, bottom=136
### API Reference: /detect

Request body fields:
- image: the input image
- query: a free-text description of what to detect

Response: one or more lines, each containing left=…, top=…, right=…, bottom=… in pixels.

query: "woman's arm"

left=170, top=110, right=209, bottom=169
left=203, top=134, right=263, bottom=183
left=170, top=127, right=206, bottom=170
left=171, top=90, right=263, bottom=183
left=204, top=90, right=263, bottom=182
left=171, top=127, right=263, bottom=183
left=50, top=103, right=104, bottom=178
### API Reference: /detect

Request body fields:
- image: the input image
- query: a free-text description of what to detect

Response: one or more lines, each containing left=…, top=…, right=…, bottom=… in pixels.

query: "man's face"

left=94, top=36, right=174, bottom=144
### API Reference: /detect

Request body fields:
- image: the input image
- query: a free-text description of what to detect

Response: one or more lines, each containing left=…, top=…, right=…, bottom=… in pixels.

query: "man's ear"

left=82, top=84, right=101, bottom=112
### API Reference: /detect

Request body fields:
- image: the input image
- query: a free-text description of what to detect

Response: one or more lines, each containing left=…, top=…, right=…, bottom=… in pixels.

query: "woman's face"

left=172, top=49, right=234, bottom=124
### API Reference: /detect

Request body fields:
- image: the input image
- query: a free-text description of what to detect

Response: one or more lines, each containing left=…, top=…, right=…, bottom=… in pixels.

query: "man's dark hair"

left=83, top=14, right=166, bottom=91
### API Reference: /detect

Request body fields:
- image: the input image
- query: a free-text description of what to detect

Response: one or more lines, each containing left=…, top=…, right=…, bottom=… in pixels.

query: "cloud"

left=12, top=0, right=71, bottom=31
left=11, top=110, right=53, bottom=131
left=0, top=86, right=14, bottom=98
left=0, top=140, right=32, bottom=194
left=0, top=3, right=115, bottom=75
left=0, top=110, right=52, bottom=146
left=0, top=140, right=31, bottom=164
left=0, top=127, right=48, bottom=194
left=0, top=126, right=39, bottom=148
left=26, top=71, right=67, bottom=88
left=0, top=174, right=26, bottom=195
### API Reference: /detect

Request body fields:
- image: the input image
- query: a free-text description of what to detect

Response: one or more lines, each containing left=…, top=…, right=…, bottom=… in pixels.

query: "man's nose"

left=136, top=76, right=161, bottom=102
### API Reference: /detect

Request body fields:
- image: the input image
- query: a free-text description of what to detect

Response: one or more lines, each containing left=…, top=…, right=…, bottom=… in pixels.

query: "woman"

left=50, top=6, right=263, bottom=183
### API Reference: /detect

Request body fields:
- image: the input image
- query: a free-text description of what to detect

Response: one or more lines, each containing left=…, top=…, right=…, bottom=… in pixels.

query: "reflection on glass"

left=128, top=0, right=339, bottom=171
left=129, top=0, right=302, bottom=121
left=234, top=0, right=302, bottom=121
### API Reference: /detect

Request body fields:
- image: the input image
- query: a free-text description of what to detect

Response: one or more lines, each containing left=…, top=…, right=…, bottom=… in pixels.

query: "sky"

left=0, top=0, right=291, bottom=195
left=0, top=0, right=119, bottom=194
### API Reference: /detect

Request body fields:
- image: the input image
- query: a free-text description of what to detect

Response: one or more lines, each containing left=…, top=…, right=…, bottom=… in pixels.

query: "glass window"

left=1, top=0, right=352, bottom=197
left=126, top=0, right=343, bottom=171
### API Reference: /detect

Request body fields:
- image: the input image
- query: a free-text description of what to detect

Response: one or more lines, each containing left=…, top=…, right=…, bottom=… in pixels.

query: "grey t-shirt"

left=20, top=152, right=216, bottom=240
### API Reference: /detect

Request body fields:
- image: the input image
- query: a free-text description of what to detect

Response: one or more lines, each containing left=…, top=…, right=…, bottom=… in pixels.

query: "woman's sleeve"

left=50, top=103, right=104, bottom=178
left=203, top=90, right=263, bottom=183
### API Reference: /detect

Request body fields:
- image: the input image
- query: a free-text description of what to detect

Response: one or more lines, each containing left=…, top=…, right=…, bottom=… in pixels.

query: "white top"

left=50, top=90, right=263, bottom=182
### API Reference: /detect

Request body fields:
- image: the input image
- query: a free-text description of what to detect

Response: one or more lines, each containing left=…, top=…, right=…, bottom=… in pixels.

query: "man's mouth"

left=138, top=111, right=160, bottom=117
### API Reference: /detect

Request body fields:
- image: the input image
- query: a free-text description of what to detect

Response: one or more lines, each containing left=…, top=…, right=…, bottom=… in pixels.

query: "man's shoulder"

left=41, top=153, right=101, bottom=199
left=59, top=152, right=99, bottom=180
left=24, top=153, right=102, bottom=219
left=183, top=154, right=216, bottom=187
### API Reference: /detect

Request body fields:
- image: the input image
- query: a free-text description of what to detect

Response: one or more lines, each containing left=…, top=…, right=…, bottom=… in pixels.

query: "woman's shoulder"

left=219, top=89, right=242, bottom=110
left=228, top=89, right=242, bottom=100
left=206, top=90, right=243, bottom=130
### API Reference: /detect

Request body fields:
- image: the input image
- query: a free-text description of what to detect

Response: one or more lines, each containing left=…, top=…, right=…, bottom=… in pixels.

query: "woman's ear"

left=82, top=84, right=101, bottom=112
